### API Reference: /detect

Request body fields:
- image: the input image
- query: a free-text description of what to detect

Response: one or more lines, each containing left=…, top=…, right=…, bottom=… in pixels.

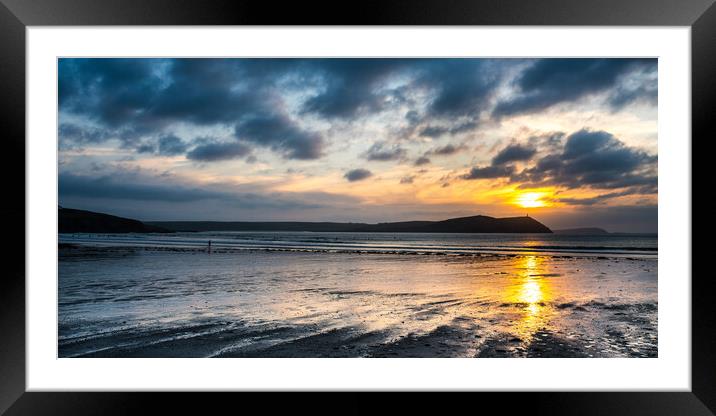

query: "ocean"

left=58, top=232, right=658, bottom=358
left=59, top=231, right=657, bottom=257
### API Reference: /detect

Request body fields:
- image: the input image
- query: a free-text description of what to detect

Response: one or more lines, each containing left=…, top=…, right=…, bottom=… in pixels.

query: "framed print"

left=1, top=0, right=712, bottom=414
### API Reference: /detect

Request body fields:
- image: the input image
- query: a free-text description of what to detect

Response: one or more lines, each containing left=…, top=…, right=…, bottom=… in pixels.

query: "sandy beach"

left=58, top=234, right=657, bottom=358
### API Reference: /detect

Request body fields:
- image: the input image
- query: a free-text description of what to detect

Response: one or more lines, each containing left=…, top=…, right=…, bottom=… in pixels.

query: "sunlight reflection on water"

left=501, top=255, right=555, bottom=341
left=59, top=248, right=657, bottom=358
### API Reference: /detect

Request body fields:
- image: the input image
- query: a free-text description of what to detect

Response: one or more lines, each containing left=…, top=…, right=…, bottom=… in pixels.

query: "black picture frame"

left=1, top=0, right=711, bottom=414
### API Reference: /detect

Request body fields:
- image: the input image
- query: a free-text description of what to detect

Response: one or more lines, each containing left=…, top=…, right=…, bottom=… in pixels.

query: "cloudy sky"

left=58, top=58, right=657, bottom=232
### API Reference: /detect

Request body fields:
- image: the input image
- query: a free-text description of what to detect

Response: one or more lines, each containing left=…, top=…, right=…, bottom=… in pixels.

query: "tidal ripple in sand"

left=59, top=243, right=657, bottom=358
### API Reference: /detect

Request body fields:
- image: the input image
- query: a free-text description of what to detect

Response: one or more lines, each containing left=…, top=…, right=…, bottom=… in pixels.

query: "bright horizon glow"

left=514, top=192, right=549, bottom=209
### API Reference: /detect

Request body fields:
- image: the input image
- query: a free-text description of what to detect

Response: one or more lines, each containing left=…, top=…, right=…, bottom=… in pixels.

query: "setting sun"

left=515, top=192, right=548, bottom=208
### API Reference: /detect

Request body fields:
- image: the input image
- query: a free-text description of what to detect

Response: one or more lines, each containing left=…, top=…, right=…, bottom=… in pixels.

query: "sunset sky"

left=58, top=58, right=658, bottom=232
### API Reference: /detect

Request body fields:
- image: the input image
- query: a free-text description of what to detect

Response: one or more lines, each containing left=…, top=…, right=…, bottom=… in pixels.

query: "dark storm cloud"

left=460, top=142, right=536, bottom=181
left=234, top=113, right=325, bottom=160
left=300, top=59, right=410, bottom=119
left=419, top=126, right=450, bottom=138
left=364, top=142, right=407, bottom=161
left=462, top=165, right=516, bottom=180
left=418, top=121, right=477, bottom=139
left=60, top=59, right=261, bottom=129
left=131, top=134, right=188, bottom=157
left=58, top=58, right=323, bottom=160
left=145, top=59, right=276, bottom=126
left=519, top=129, right=657, bottom=189
left=426, top=143, right=468, bottom=156
left=419, top=60, right=503, bottom=118
left=157, top=134, right=188, bottom=156
left=526, top=131, right=566, bottom=151
left=491, top=144, right=536, bottom=165
left=58, top=123, right=112, bottom=149
left=135, top=144, right=155, bottom=154
left=608, top=82, right=658, bottom=110
left=344, top=168, right=373, bottom=182
left=405, top=110, right=421, bottom=125
left=414, top=156, right=431, bottom=166
left=459, top=129, right=656, bottom=195
left=186, top=141, right=252, bottom=162
left=59, top=59, right=167, bottom=128
left=493, top=58, right=657, bottom=117
left=300, top=59, right=511, bottom=124
left=59, top=58, right=654, bottom=164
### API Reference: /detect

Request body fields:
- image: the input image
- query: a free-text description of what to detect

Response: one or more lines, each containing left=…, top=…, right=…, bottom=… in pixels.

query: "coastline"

left=58, top=232, right=658, bottom=259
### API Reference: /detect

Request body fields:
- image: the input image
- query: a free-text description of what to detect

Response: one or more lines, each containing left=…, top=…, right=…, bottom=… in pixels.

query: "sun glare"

left=515, top=192, right=547, bottom=208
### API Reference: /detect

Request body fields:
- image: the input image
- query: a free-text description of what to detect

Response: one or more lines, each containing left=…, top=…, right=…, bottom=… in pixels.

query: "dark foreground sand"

left=59, top=245, right=657, bottom=358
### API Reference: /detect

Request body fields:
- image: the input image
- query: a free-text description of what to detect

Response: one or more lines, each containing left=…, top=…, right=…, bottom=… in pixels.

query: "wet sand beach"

left=58, top=237, right=657, bottom=358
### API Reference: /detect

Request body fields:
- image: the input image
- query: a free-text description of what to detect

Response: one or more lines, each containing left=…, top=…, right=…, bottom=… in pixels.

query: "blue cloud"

left=460, top=129, right=656, bottom=196
left=58, top=58, right=656, bottom=166
left=234, top=113, right=324, bottom=160
left=462, top=165, right=516, bottom=180
left=414, top=156, right=431, bottom=166
left=186, top=141, right=252, bottom=162
left=157, top=134, right=188, bottom=156
left=526, top=129, right=656, bottom=188
left=344, top=168, right=373, bottom=182
left=425, top=143, right=468, bottom=157
left=491, top=144, right=536, bottom=165
left=364, top=142, right=406, bottom=161
left=300, top=59, right=412, bottom=119
left=493, top=58, right=656, bottom=117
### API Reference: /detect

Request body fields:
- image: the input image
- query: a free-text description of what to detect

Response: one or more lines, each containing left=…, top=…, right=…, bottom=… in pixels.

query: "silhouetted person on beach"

left=208, top=240, right=212, bottom=254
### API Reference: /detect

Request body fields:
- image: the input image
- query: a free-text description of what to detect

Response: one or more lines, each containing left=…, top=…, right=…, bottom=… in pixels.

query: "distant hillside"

left=553, top=227, right=609, bottom=235
left=59, top=207, right=172, bottom=233
left=150, top=215, right=552, bottom=234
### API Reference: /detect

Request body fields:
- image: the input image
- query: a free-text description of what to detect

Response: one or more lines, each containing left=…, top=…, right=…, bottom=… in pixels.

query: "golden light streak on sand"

left=502, top=255, right=555, bottom=340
